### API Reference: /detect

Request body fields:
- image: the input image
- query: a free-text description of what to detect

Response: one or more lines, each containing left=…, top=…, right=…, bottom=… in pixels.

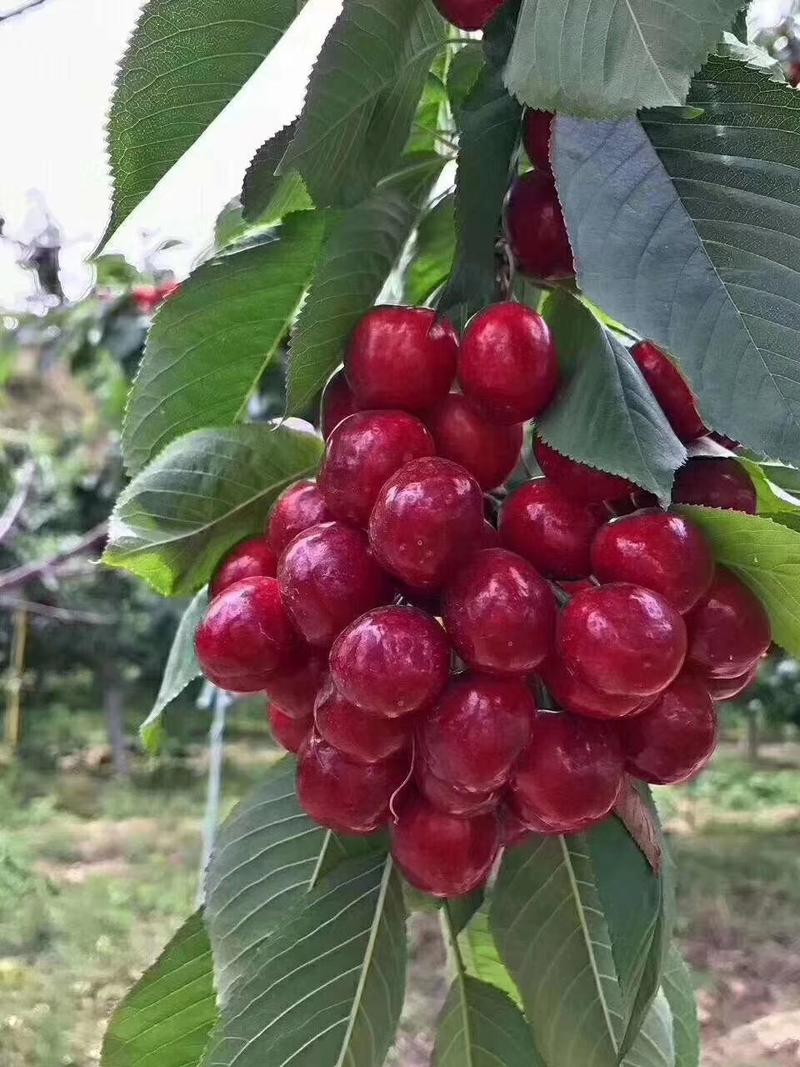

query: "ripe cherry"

left=477, top=520, right=501, bottom=550
left=538, top=654, right=649, bottom=720
left=390, top=791, right=500, bottom=897
left=415, top=760, right=498, bottom=817
left=632, top=341, right=706, bottom=442
left=210, top=537, right=278, bottom=597
left=673, top=457, right=757, bottom=514
left=346, top=306, right=458, bottom=414
left=431, top=0, right=504, bottom=30
left=458, top=303, right=559, bottom=424
left=498, top=803, right=535, bottom=847
left=268, top=705, right=312, bottom=754
left=278, top=522, right=393, bottom=648
left=420, top=673, right=536, bottom=792
left=426, top=394, right=523, bottom=490
left=442, top=548, right=555, bottom=675
left=268, top=481, right=332, bottom=555
left=369, top=456, right=484, bottom=591
left=622, top=672, right=718, bottom=785
left=535, top=440, right=635, bottom=504
left=319, top=410, right=435, bottom=526
left=320, top=367, right=359, bottom=439
left=591, top=511, right=714, bottom=614
left=506, top=171, right=574, bottom=280
left=500, top=480, right=604, bottom=580
left=686, top=568, right=771, bottom=678
left=522, top=110, right=554, bottom=172
left=330, top=605, right=450, bottom=717
left=263, top=643, right=326, bottom=719
left=314, top=676, right=409, bottom=763
left=704, top=661, right=760, bottom=702
left=558, top=583, right=687, bottom=697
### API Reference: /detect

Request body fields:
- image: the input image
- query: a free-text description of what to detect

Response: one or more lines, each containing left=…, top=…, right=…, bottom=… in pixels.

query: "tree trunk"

left=104, top=679, right=130, bottom=778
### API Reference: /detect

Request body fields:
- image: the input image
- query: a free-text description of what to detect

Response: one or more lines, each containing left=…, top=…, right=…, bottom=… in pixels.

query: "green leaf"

left=754, top=462, right=800, bottom=499
left=446, top=45, right=484, bottom=120
left=434, top=975, right=545, bottom=1067
left=662, top=947, right=700, bottom=1067
left=554, top=56, right=800, bottom=469
left=105, top=424, right=323, bottom=596
left=404, top=193, right=456, bottom=305
left=504, top=0, right=742, bottom=117
left=102, top=0, right=307, bottom=244
left=539, top=292, right=686, bottom=503
left=740, top=458, right=800, bottom=516
left=240, top=122, right=313, bottom=225
left=624, top=991, right=675, bottom=1067
left=459, top=909, right=522, bottom=1008
left=717, top=32, right=785, bottom=81
left=101, top=910, right=216, bottom=1067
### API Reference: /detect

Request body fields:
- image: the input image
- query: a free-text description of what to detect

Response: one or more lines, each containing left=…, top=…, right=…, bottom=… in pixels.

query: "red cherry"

left=420, top=673, right=536, bottom=792
left=430, top=0, right=504, bottom=30
left=458, top=303, right=559, bottom=424
left=210, top=537, right=278, bottom=597
left=510, top=713, right=623, bottom=832
left=535, top=440, right=635, bottom=504
left=330, top=605, right=451, bottom=717
left=477, top=520, right=501, bottom=550
left=195, top=576, right=299, bottom=692
left=415, top=760, right=498, bottom=816
left=390, top=792, right=500, bottom=897
left=538, top=654, right=649, bottom=720
left=314, top=676, right=409, bottom=763
left=705, top=660, right=760, bottom=702
left=263, top=644, right=326, bottom=719
left=426, top=394, right=523, bottom=490
left=268, top=481, right=333, bottom=555
left=673, top=457, right=757, bottom=514
left=268, top=705, right=312, bottom=754
left=319, top=410, right=435, bottom=526
left=506, top=171, right=574, bottom=281
left=632, top=341, right=706, bottom=442
left=442, top=548, right=555, bottom=675
left=297, top=733, right=409, bottom=835
left=320, top=367, right=360, bottom=439
left=345, top=307, right=458, bottom=414
left=498, top=802, right=536, bottom=847
left=369, top=456, right=484, bottom=591
left=522, top=110, right=554, bottom=172
left=622, top=672, right=718, bottom=785
left=500, top=480, right=604, bottom=580
left=591, top=511, right=714, bottom=614
left=558, top=583, right=687, bottom=697
left=686, top=568, right=771, bottom=678
left=278, top=522, right=393, bottom=648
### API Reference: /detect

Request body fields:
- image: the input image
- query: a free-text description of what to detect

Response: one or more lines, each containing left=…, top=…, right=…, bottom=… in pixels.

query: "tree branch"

left=0, top=459, right=36, bottom=546
left=0, top=521, right=107, bottom=595
left=0, top=0, right=53, bottom=23
left=0, top=597, right=112, bottom=625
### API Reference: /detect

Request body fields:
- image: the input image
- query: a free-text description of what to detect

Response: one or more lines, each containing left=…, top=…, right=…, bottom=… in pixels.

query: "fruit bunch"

left=194, top=303, right=771, bottom=900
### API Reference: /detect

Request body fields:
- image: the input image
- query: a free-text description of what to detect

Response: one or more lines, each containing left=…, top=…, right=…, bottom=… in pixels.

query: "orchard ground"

left=1, top=706, right=798, bottom=1067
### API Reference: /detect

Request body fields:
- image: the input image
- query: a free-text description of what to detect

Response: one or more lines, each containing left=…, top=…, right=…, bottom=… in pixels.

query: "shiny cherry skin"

left=705, top=660, right=760, bottom=702
left=320, top=367, right=360, bottom=439
left=510, top=713, right=624, bottom=832
left=498, top=803, right=535, bottom=847
left=686, top=568, right=771, bottom=678
left=297, top=733, right=409, bottom=835
left=369, top=456, right=484, bottom=591
left=622, top=671, right=718, bottom=785
left=522, top=109, right=554, bottom=172
left=420, top=673, right=536, bottom=792
left=263, top=643, right=327, bottom=719
left=330, top=605, right=451, bottom=717
left=591, top=511, right=714, bottom=614
left=632, top=341, right=706, bottom=442
left=268, top=481, right=333, bottom=554
left=500, top=480, right=604, bottom=580
left=535, top=440, right=635, bottom=504
left=558, top=582, right=687, bottom=697
left=415, top=760, right=498, bottom=816
left=319, top=410, right=435, bottom=526
left=431, top=0, right=504, bottom=30
left=195, top=576, right=300, bottom=692
left=278, top=522, right=393, bottom=648
left=390, top=791, right=500, bottom=898
left=442, top=548, right=555, bottom=675
left=314, top=676, right=409, bottom=764
left=538, top=654, right=649, bottom=720
left=673, top=457, right=757, bottom=514
left=506, top=171, right=574, bottom=280
left=210, top=537, right=278, bottom=597
left=458, top=303, right=560, bottom=425
left=269, top=705, right=312, bottom=754
left=345, top=306, right=458, bottom=414
left=426, top=394, right=523, bottom=490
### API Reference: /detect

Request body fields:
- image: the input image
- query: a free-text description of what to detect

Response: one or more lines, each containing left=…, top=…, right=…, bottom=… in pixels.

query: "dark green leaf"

left=404, top=193, right=456, bottom=305
left=445, top=891, right=483, bottom=935
left=241, top=122, right=313, bottom=224
left=446, top=45, right=484, bottom=119
left=407, top=73, right=449, bottom=154
left=662, top=946, right=700, bottom=1067
left=624, top=991, right=675, bottom=1067
left=717, top=32, right=786, bottom=81
left=434, top=975, right=545, bottom=1067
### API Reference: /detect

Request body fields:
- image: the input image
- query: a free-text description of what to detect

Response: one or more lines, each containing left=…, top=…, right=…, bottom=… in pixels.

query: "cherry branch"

left=0, top=596, right=112, bottom=625
left=0, top=0, right=53, bottom=23
left=0, top=459, right=35, bottom=545
left=0, top=521, right=107, bottom=595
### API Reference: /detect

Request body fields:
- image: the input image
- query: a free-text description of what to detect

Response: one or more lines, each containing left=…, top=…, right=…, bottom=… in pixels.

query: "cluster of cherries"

left=194, top=297, right=770, bottom=899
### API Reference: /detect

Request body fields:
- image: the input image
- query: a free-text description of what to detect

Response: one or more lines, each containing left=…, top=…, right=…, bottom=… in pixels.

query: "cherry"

left=330, top=605, right=451, bottom=717
left=268, top=705, right=312, bottom=754
left=415, top=760, right=498, bottom=816
left=195, top=576, right=299, bottom=692
left=314, top=676, right=409, bottom=763
left=369, top=456, right=484, bottom=591
left=558, top=583, right=687, bottom=697
left=458, top=303, right=559, bottom=424
left=319, top=410, right=435, bottom=526
left=442, top=548, right=555, bottom=675
left=426, top=394, right=523, bottom=490
left=297, top=733, right=409, bottom=835
left=632, top=341, right=706, bottom=442
left=538, top=654, right=649, bottom=720
left=686, top=568, right=771, bottom=678
left=263, top=643, right=326, bottom=718
left=477, top=520, right=501, bottom=550
left=346, top=306, right=458, bottom=414
left=278, top=522, right=393, bottom=647
left=510, top=713, right=623, bottom=832
left=622, top=671, right=718, bottom=785
left=522, top=110, right=554, bottom=172
left=498, top=803, right=535, bottom=847
left=210, top=537, right=278, bottom=597
left=268, top=481, right=332, bottom=555
left=500, top=480, right=604, bottom=580
left=591, top=511, right=714, bottom=614
left=430, top=0, right=504, bottom=31
left=705, top=661, right=760, bottom=702
left=420, top=673, right=536, bottom=792
left=506, top=171, right=574, bottom=280
left=535, top=440, right=635, bottom=504
left=390, top=791, right=500, bottom=897
left=673, top=457, right=756, bottom=514
left=320, top=367, right=360, bottom=439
